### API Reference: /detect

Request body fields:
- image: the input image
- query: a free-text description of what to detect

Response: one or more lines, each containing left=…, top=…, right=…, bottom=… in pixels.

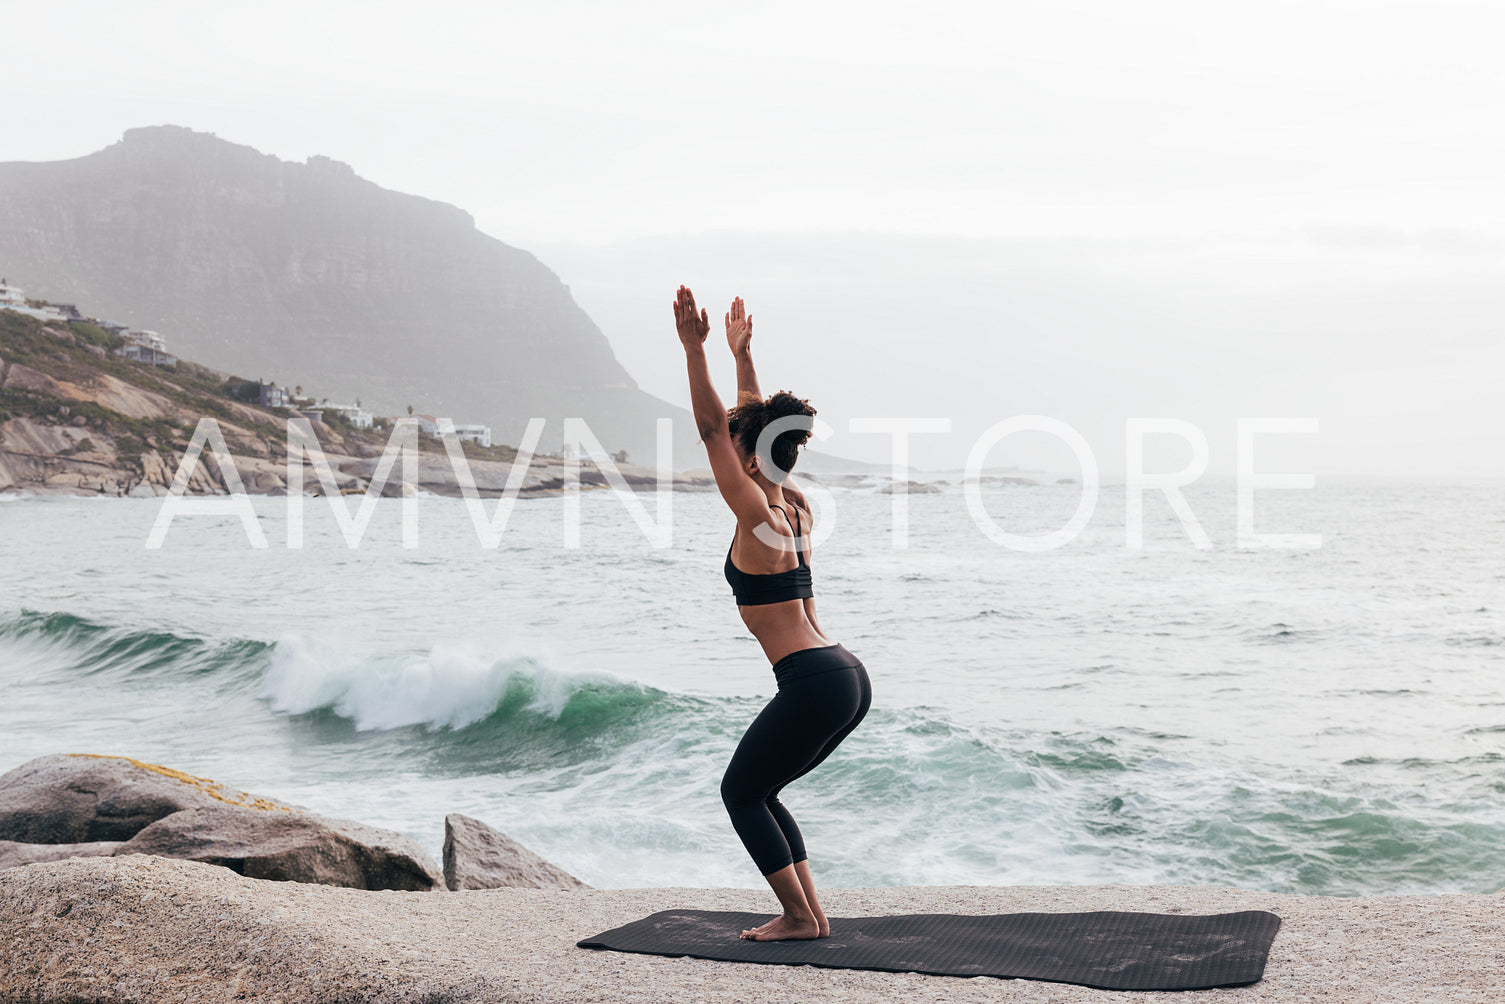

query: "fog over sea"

left=1, top=476, right=1501, bottom=895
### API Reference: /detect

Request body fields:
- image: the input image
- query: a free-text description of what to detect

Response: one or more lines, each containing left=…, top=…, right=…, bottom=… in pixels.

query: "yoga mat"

left=578, top=908, right=1282, bottom=991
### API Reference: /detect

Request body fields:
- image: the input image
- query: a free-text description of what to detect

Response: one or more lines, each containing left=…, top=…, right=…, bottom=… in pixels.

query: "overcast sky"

left=6, top=0, right=1503, bottom=476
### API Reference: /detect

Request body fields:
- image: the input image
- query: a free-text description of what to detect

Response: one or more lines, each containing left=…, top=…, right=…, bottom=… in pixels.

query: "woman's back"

left=726, top=502, right=831, bottom=664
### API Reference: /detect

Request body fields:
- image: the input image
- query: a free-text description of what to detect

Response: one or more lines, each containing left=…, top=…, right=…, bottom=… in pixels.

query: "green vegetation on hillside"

left=68, top=321, right=124, bottom=351
left=2, top=310, right=519, bottom=467
left=0, top=311, right=257, bottom=455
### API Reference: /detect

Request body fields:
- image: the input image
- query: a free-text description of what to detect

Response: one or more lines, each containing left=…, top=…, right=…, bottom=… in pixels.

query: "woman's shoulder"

left=777, top=497, right=812, bottom=531
left=783, top=485, right=811, bottom=518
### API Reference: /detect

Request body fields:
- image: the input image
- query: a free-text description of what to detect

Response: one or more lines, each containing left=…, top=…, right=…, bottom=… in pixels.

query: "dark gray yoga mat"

left=578, top=908, right=1282, bottom=990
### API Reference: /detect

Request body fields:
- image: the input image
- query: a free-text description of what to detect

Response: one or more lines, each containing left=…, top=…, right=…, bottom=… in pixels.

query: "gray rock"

left=0, top=753, right=303, bottom=843
left=443, top=813, right=588, bottom=891
left=877, top=480, right=942, bottom=494
left=0, top=838, right=123, bottom=869
left=116, top=805, right=445, bottom=892
left=250, top=470, right=285, bottom=492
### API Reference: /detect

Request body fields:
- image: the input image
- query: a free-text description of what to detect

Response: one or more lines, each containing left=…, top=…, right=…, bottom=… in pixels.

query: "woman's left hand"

left=725, top=296, right=753, bottom=355
left=673, top=285, right=710, bottom=349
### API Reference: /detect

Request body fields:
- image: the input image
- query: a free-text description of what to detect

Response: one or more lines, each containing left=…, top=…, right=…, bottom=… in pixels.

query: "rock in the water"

left=0, top=754, right=303, bottom=843
left=877, top=479, right=942, bottom=494
left=443, top=813, right=588, bottom=891
left=116, top=804, right=446, bottom=892
left=0, top=838, right=123, bottom=869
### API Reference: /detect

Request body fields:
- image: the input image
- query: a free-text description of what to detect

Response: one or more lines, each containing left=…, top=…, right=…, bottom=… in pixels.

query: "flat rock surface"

left=1, top=855, right=1500, bottom=1003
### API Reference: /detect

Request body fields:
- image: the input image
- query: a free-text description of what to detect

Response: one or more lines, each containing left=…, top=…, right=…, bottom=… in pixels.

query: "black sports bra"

left=724, top=504, right=813, bottom=606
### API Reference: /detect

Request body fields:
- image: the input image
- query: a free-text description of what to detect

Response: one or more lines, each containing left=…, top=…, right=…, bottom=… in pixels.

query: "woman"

left=673, top=285, right=873, bottom=942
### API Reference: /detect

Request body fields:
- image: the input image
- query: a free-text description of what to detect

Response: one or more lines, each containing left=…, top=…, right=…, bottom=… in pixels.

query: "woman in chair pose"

left=673, top=285, right=873, bottom=942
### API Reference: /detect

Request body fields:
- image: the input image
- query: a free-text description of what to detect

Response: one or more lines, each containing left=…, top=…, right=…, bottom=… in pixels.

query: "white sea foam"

left=259, top=634, right=635, bottom=731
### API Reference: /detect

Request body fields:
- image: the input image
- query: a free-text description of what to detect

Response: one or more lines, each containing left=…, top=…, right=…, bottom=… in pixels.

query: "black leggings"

left=720, top=643, right=872, bottom=876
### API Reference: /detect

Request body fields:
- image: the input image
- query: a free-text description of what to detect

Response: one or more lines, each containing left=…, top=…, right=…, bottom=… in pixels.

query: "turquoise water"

left=0, top=478, right=1502, bottom=894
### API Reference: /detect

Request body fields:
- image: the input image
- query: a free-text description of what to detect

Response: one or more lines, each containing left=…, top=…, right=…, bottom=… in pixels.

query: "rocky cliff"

left=0, top=125, right=696, bottom=462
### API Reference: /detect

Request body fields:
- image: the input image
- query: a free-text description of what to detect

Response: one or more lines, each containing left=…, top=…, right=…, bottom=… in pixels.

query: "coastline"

left=2, top=855, right=1498, bottom=1003
left=1, top=307, right=729, bottom=499
left=0, top=444, right=721, bottom=500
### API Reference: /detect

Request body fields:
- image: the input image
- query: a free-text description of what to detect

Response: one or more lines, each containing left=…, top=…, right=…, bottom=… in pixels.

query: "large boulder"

left=0, top=754, right=303, bottom=843
left=442, top=813, right=588, bottom=891
left=0, top=838, right=123, bottom=869
left=115, top=804, right=446, bottom=892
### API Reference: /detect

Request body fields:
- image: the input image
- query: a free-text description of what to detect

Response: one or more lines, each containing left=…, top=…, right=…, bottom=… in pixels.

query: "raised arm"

left=675, top=285, right=769, bottom=529
left=725, top=295, right=761, bottom=405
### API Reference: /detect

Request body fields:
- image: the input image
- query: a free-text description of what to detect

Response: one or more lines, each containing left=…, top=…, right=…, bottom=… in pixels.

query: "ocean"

left=1, top=476, right=1501, bottom=895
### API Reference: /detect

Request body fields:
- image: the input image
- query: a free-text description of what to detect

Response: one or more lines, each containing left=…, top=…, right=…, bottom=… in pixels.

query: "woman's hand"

left=725, top=295, right=753, bottom=356
left=673, top=285, right=710, bottom=350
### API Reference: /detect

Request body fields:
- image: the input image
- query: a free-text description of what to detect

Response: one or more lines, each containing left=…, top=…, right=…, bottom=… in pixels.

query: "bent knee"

left=720, top=771, right=769, bottom=809
left=719, top=772, right=747, bottom=807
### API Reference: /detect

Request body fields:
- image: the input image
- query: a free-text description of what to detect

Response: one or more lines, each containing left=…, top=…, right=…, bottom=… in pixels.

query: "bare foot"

left=811, top=908, right=830, bottom=938
left=739, top=913, right=821, bottom=941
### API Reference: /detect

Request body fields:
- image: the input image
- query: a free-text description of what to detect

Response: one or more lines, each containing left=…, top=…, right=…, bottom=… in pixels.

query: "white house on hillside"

left=410, top=414, right=491, bottom=446
left=315, top=400, right=373, bottom=428
left=452, top=424, right=492, bottom=447
left=116, top=343, right=177, bottom=366
left=0, top=280, right=74, bottom=323
left=0, top=279, right=26, bottom=305
left=115, top=328, right=176, bottom=367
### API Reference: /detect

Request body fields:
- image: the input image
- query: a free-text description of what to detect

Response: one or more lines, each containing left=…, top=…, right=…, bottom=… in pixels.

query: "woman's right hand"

left=725, top=296, right=753, bottom=355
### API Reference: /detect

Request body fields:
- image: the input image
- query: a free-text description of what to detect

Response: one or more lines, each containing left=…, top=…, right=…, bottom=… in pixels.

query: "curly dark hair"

left=726, top=390, right=816, bottom=483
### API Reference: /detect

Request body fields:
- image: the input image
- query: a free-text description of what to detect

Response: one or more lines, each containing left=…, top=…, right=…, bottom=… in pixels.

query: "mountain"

left=0, top=125, right=693, bottom=462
